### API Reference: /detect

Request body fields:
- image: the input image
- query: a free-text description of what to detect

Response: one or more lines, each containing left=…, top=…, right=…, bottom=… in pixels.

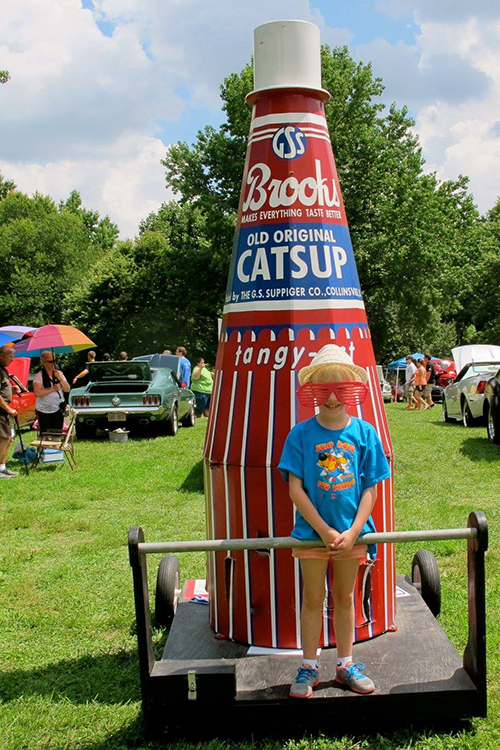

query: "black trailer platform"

left=128, top=512, right=487, bottom=738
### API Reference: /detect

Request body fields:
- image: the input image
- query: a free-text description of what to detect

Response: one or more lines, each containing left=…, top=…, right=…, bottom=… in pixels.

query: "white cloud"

left=1, top=0, right=499, bottom=234
left=0, top=0, right=350, bottom=236
left=94, top=0, right=351, bottom=109
left=355, top=13, right=500, bottom=214
left=0, top=135, right=174, bottom=238
left=378, top=0, right=500, bottom=24
left=1, top=1, right=184, bottom=162
left=413, top=18, right=500, bottom=212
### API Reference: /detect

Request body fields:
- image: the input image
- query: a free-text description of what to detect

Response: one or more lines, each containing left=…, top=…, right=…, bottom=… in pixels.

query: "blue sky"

left=1, top=1, right=499, bottom=236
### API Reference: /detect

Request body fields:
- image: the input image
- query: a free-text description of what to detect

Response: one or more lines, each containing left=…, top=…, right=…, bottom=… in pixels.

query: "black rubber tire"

left=442, top=401, right=452, bottom=422
left=462, top=400, right=476, bottom=428
left=181, top=402, right=195, bottom=428
left=411, top=550, right=441, bottom=617
left=154, top=555, right=180, bottom=627
left=165, top=405, right=178, bottom=436
left=486, top=400, right=500, bottom=444
left=75, top=421, right=96, bottom=440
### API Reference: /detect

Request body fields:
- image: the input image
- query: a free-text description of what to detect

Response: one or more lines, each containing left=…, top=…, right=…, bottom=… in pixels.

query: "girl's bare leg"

left=300, top=558, right=328, bottom=660
left=332, top=558, right=360, bottom=657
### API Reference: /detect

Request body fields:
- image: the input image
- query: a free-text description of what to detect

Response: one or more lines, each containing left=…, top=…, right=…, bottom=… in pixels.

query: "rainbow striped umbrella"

left=13, top=324, right=95, bottom=357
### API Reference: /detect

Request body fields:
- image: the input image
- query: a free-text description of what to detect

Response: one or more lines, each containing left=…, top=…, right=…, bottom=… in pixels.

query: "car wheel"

left=165, top=405, right=178, bottom=436
left=411, top=550, right=441, bottom=617
left=462, top=400, right=476, bottom=427
left=442, top=401, right=452, bottom=422
left=487, top=401, right=500, bottom=444
left=181, top=402, right=196, bottom=428
left=154, top=555, right=180, bottom=627
left=75, top=421, right=96, bottom=439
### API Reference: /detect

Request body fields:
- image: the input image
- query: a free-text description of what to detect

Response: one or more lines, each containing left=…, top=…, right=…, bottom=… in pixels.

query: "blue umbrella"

left=0, top=326, right=38, bottom=347
left=387, top=353, right=426, bottom=370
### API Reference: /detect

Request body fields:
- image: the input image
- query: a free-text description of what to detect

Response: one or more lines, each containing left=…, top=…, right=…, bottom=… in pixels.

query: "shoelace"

left=295, top=667, right=317, bottom=683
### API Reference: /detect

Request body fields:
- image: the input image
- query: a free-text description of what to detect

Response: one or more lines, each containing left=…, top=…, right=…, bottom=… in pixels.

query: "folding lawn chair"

left=30, top=413, right=76, bottom=469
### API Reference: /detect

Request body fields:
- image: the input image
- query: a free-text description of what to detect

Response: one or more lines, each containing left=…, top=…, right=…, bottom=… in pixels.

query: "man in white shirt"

left=404, top=355, right=416, bottom=410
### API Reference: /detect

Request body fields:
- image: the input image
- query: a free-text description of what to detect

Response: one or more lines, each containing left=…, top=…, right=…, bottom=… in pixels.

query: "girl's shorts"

left=292, top=544, right=368, bottom=562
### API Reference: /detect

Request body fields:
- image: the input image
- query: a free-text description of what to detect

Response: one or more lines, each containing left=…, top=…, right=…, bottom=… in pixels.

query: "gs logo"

left=271, top=126, right=307, bottom=160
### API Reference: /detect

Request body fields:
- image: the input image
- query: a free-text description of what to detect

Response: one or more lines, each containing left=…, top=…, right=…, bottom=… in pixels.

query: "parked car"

left=427, top=359, right=456, bottom=404
left=6, top=357, right=36, bottom=429
left=70, top=354, right=196, bottom=439
left=442, top=345, right=500, bottom=426
left=484, top=368, right=500, bottom=444
left=433, top=359, right=457, bottom=388
left=376, top=366, right=392, bottom=403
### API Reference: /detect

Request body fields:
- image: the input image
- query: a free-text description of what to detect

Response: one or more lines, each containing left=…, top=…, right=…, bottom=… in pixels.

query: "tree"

left=0, top=188, right=116, bottom=328
left=0, top=172, right=16, bottom=199
left=66, top=203, right=221, bottom=360
left=59, top=190, right=118, bottom=252
left=0, top=71, right=10, bottom=85
left=461, top=197, right=500, bottom=345
left=163, top=46, right=480, bottom=362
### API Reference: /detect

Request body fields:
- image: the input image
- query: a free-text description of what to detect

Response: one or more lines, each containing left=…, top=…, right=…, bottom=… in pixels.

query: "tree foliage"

left=0, top=186, right=118, bottom=329
left=65, top=203, right=220, bottom=359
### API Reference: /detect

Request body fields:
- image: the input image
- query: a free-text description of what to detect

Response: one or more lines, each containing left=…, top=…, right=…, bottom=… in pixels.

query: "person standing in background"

left=413, top=359, right=427, bottom=410
left=423, top=354, right=436, bottom=409
left=0, top=346, right=19, bottom=478
left=72, top=350, right=96, bottom=386
left=403, top=355, right=416, bottom=410
left=191, top=358, right=214, bottom=417
left=33, top=351, right=71, bottom=433
left=175, top=346, right=191, bottom=387
left=118, top=351, right=128, bottom=361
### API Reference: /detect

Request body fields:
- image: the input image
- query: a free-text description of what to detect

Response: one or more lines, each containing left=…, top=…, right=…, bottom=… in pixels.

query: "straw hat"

left=298, top=344, right=368, bottom=384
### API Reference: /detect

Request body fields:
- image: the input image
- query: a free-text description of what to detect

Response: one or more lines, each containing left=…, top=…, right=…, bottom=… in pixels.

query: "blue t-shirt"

left=179, top=358, right=191, bottom=387
left=278, top=417, right=390, bottom=558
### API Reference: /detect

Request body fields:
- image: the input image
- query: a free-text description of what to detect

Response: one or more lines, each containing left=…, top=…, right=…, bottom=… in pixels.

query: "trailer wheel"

left=411, top=550, right=441, bottom=617
left=155, top=555, right=180, bottom=627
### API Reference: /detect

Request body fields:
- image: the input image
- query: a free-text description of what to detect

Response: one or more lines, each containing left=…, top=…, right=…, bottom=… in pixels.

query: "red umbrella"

left=12, top=324, right=95, bottom=357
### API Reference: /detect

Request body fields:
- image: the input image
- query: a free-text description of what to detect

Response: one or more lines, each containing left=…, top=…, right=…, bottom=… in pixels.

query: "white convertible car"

left=443, top=345, right=500, bottom=426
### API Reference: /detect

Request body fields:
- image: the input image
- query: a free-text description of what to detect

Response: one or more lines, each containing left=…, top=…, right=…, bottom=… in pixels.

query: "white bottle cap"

left=247, top=20, right=330, bottom=104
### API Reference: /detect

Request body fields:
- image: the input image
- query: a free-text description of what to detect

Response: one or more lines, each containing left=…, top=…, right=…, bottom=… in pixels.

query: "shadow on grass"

left=460, top=437, right=500, bottom=462
left=0, top=649, right=141, bottom=705
left=74, top=717, right=475, bottom=750
left=181, top=459, right=204, bottom=492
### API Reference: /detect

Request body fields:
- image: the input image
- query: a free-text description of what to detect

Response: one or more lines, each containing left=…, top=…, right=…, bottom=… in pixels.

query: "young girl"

left=278, top=345, right=390, bottom=698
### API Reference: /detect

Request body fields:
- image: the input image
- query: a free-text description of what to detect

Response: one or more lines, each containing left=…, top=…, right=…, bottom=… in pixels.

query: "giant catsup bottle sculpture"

left=204, top=20, right=395, bottom=648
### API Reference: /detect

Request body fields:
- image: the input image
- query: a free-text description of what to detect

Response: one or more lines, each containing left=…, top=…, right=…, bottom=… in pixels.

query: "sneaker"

left=290, top=665, right=320, bottom=699
left=1, top=468, right=19, bottom=477
left=335, top=662, right=375, bottom=694
left=404, top=406, right=414, bottom=410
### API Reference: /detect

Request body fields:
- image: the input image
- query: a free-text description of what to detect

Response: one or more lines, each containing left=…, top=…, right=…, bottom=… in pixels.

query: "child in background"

left=278, top=345, right=390, bottom=698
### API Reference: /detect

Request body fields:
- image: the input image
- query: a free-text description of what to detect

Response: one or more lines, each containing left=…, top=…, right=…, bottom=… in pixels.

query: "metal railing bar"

left=137, top=527, right=477, bottom=554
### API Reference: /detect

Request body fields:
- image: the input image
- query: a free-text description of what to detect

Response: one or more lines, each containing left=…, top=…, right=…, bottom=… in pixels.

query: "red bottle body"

left=204, top=91, right=395, bottom=647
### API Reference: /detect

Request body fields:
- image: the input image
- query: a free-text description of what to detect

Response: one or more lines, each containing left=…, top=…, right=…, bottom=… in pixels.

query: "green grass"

left=0, top=407, right=499, bottom=749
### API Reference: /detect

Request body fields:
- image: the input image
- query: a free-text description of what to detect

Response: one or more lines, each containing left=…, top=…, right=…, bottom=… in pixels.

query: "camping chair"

left=30, top=413, right=77, bottom=469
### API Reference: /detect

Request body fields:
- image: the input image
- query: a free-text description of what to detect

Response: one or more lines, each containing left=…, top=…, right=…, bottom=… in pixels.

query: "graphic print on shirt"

left=316, top=439, right=356, bottom=495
